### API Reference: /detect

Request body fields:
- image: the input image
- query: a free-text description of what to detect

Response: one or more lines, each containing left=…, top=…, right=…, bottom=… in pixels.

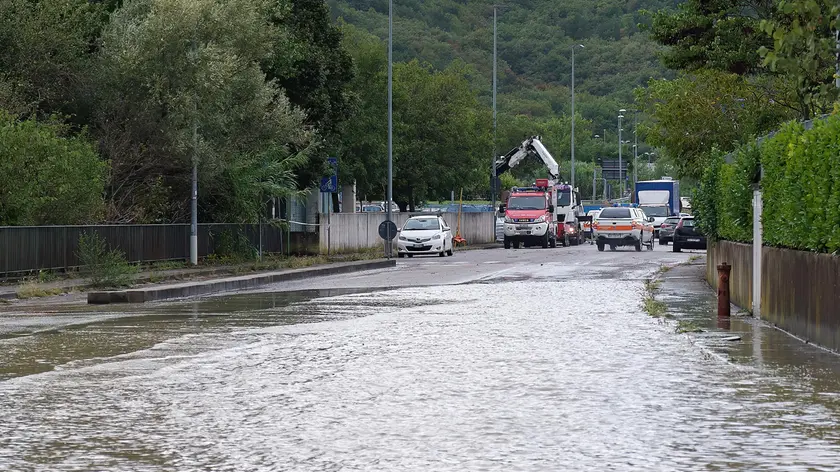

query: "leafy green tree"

left=759, top=0, right=840, bottom=118
left=95, top=0, right=310, bottom=223
left=0, top=0, right=106, bottom=117
left=636, top=70, right=793, bottom=180
left=0, top=112, right=106, bottom=225
left=644, top=0, right=777, bottom=75
left=391, top=60, right=492, bottom=210
left=334, top=24, right=388, bottom=201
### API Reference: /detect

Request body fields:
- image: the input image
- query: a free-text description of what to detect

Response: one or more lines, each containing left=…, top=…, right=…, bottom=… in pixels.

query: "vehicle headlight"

left=432, top=234, right=441, bottom=240
left=504, top=216, right=514, bottom=223
left=534, top=215, right=546, bottom=223
left=399, top=236, right=407, bottom=241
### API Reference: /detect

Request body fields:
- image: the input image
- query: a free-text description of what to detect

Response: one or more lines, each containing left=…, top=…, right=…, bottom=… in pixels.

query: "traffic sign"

left=378, top=220, right=398, bottom=241
left=320, top=157, right=338, bottom=193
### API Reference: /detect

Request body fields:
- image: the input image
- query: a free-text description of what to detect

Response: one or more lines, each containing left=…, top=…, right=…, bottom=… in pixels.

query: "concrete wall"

left=708, top=240, right=840, bottom=351
left=320, top=212, right=495, bottom=253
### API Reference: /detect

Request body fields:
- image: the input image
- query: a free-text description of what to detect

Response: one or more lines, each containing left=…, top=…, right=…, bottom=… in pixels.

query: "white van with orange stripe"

left=593, top=206, right=655, bottom=252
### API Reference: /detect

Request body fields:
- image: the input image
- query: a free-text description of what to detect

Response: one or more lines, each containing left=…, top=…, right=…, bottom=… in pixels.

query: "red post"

left=717, top=262, right=731, bottom=317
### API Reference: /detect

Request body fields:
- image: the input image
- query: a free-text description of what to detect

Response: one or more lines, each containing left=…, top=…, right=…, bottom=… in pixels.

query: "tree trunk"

left=331, top=193, right=340, bottom=213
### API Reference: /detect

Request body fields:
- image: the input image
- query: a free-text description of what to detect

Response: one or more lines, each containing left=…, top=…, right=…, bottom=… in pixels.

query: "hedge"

left=695, top=115, right=840, bottom=253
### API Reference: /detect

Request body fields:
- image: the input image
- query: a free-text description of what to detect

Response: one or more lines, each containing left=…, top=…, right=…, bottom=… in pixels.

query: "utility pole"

left=618, top=109, right=625, bottom=198
left=492, top=6, right=497, bottom=221
left=570, top=44, right=583, bottom=189
left=633, top=110, right=638, bottom=189
left=386, top=0, right=393, bottom=257
left=191, top=110, right=198, bottom=265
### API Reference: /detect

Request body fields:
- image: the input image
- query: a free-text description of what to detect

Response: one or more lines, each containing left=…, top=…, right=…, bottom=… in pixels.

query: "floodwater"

left=2, top=266, right=840, bottom=471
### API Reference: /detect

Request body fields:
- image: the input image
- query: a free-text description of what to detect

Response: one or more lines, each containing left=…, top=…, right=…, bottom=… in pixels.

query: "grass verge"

left=16, top=282, right=67, bottom=299
left=676, top=320, right=704, bottom=334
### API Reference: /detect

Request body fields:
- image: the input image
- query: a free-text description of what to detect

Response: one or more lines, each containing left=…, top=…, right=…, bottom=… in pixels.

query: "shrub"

left=696, top=115, right=840, bottom=253
left=77, top=232, right=137, bottom=288
left=210, top=228, right=256, bottom=262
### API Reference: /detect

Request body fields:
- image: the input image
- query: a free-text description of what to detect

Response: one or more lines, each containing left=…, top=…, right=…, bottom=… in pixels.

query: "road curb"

left=88, top=259, right=396, bottom=304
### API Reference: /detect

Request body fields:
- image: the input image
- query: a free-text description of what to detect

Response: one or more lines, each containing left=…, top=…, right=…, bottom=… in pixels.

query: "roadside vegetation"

left=642, top=278, right=667, bottom=318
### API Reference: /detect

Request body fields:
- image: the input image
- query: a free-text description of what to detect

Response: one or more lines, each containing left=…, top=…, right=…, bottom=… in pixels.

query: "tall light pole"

left=570, top=44, right=584, bottom=188
left=386, top=0, right=393, bottom=256
left=633, top=110, right=638, bottom=188
left=491, top=5, right=498, bottom=221
left=618, top=109, right=626, bottom=197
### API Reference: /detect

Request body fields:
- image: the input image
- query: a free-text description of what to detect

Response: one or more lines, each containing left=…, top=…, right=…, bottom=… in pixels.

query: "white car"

left=397, top=215, right=454, bottom=258
left=593, top=206, right=655, bottom=251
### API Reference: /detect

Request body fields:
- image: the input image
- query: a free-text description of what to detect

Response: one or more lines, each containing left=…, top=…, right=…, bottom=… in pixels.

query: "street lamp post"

left=386, top=0, right=393, bottom=257
left=618, top=109, right=626, bottom=197
left=491, top=6, right=497, bottom=221
left=633, top=110, right=638, bottom=187
left=570, top=44, right=584, bottom=189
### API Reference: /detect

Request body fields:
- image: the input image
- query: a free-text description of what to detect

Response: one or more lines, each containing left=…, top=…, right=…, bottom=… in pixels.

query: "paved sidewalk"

left=656, top=256, right=840, bottom=376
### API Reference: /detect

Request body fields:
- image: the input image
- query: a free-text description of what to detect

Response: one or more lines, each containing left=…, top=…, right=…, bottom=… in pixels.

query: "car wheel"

left=439, top=250, right=445, bottom=257
left=549, top=237, right=557, bottom=248
left=542, top=233, right=549, bottom=248
left=398, top=253, right=405, bottom=258
left=407, top=254, right=413, bottom=258
left=635, top=240, right=642, bottom=252
left=446, top=246, right=453, bottom=256
left=597, top=242, right=605, bottom=252
left=659, top=238, right=666, bottom=245
left=504, top=237, right=511, bottom=249
left=564, top=235, right=570, bottom=247
left=672, top=242, right=681, bottom=253
left=513, top=240, right=520, bottom=249
left=609, top=245, right=616, bottom=251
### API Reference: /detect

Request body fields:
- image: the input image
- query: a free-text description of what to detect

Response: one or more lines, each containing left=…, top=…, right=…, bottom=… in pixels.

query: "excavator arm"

left=494, top=136, right=560, bottom=180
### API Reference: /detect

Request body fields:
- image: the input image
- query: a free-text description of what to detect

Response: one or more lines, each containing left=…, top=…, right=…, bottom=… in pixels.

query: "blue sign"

left=320, top=157, right=338, bottom=193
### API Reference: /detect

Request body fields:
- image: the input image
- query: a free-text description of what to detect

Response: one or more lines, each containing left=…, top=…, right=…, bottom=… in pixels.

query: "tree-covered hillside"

left=329, top=0, right=678, bottom=137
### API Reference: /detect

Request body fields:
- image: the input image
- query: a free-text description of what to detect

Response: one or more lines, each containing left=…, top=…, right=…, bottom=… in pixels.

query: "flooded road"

left=2, top=247, right=840, bottom=471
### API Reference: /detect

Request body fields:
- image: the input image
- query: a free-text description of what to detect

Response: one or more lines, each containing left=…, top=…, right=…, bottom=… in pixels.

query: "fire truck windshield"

left=507, top=196, right=545, bottom=210
left=557, top=191, right=571, bottom=206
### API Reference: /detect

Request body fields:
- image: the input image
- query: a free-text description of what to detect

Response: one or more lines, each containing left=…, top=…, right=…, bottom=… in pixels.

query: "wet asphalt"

left=2, top=243, right=840, bottom=471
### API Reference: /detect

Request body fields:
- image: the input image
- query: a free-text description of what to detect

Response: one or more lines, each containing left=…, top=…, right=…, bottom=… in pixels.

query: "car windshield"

left=507, top=196, right=545, bottom=210
left=557, top=191, right=571, bottom=206
left=664, top=218, right=681, bottom=225
left=641, top=206, right=669, bottom=217
left=403, top=218, right=440, bottom=231
left=598, top=208, right=631, bottom=219
left=681, top=218, right=696, bottom=227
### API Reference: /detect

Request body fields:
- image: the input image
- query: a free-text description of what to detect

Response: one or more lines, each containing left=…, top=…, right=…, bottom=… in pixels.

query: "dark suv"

left=672, top=217, right=707, bottom=252
left=658, top=217, right=682, bottom=245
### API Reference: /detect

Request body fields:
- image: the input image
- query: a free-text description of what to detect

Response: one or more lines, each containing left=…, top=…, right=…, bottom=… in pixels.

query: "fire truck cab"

left=501, top=179, right=558, bottom=249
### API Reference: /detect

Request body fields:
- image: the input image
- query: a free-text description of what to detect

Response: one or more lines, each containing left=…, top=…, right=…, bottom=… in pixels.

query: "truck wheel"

left=597, top=242, right=605, bottom=252
left=541, top=234, right=549, bottom=248
left=635, top=240, right=642, bottom=252
left=504, top=237, right=511, bottom=249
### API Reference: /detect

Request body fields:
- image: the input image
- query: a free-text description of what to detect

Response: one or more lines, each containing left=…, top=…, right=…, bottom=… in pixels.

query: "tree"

left=391, top=60, right=492, bottom=210
left=95, top=0, right=310, bottom=223
left=0, top=112, right=106, bottom=225
left=759, top=0, right=840, bottom=118
left=644, top=0, right=778, bottom=75
left=0, top=0, right=106, bottom=118
left=334, top=23, right=388, bottom=201
left=636, top=70, right=793, bottom=180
